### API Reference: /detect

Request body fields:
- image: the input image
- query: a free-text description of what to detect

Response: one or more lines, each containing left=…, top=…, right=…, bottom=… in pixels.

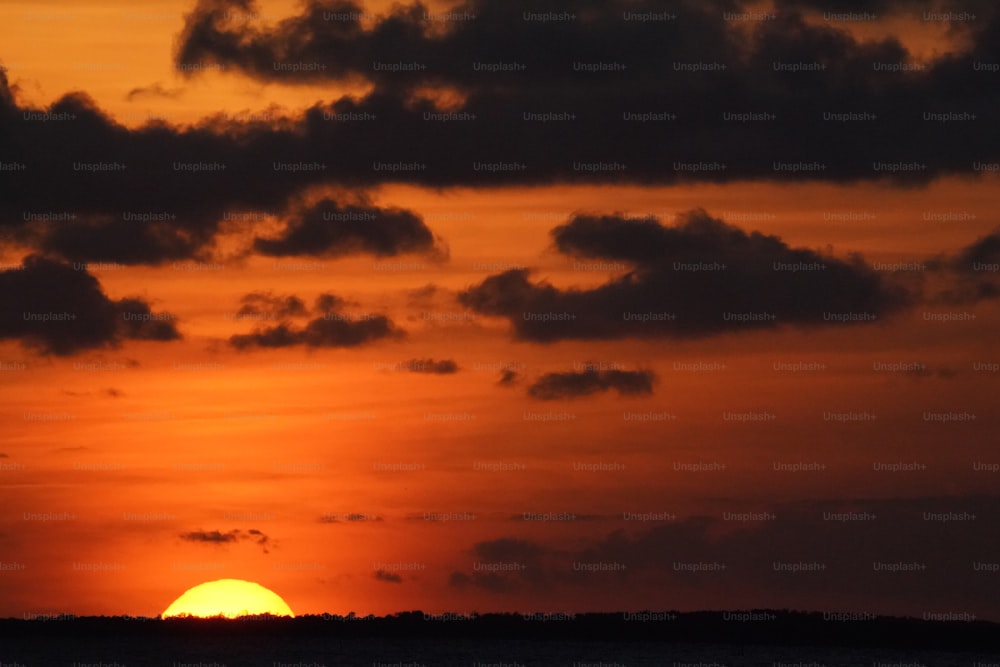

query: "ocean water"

left=4, top=639, right=1000, bottom=666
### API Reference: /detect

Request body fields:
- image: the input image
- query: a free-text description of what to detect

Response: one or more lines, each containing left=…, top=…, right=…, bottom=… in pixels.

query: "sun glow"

left=161, top=579, right=295, bottom=619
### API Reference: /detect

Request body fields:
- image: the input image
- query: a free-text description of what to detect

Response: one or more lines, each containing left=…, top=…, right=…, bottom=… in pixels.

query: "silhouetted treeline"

left=1, top=610, right=998, bottom=650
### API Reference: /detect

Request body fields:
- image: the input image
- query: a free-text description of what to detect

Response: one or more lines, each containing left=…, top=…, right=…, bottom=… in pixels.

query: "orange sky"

left=1, top=0, right=998, bottom=621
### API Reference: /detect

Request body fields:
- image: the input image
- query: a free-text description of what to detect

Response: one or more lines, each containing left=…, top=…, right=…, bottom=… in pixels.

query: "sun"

left=161, top=579, right=295, bottom=619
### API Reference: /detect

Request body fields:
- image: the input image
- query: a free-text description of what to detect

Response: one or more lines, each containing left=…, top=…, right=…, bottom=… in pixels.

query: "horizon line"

left=2, top=608, right=996, bottom=624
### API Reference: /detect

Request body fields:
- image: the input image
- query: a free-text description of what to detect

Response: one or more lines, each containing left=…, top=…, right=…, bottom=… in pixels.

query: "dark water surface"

left=4, top=638, right=1000, bottom=667
left=4, top=614, right=999, bottom=666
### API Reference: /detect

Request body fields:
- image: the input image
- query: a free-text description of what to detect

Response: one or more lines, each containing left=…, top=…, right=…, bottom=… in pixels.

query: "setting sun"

left=161, top=579, right=295, bottom=619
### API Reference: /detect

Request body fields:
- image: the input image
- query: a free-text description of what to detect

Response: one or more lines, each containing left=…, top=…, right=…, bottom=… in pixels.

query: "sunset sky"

left=0, top=0, right=998, bottom=621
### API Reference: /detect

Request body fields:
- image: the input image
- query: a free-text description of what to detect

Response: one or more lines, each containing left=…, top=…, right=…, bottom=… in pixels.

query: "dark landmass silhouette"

left=2, top=610, right=999, bottom=651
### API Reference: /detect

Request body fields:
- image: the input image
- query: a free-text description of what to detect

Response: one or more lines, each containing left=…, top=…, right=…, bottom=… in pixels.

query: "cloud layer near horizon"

left=446, top=495, right=999, bottom=614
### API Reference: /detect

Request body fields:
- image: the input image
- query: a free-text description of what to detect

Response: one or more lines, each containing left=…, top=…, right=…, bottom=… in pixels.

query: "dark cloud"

left=246, top=528, right=271, bottom=553
left=0, top=66, right=430, bottom=269
left=952, top=229, right=1000, bottom=270
left=459, top=210, right=911, bottom=342
left=0, top=70, right=303, bottom=264
left=945, top=229, right=1000, bottom=302
left=527, top=367, right=655, bottom=400
left=180, top=529, right=240, bottom=543
left=473, top=537, right=545, bottom=563
left=570, top=496, right=999, bottom=614
left=319, top=512, right=382, bottom=523
left=116, top=298, right=183, bottom=341
left=62, top=387, right=126, bottom=398
left=179, top=528, right=272, bottom=553
left=227, top=323, right=299, bottom=349
left=314, top=293, right=349, bottom=313
left=772, top=0, right=990, bottom=14
left=498, top=369, right=519, bottom=386
left=236, top=292, right=309, bottom=319
left=171, top=0, right=1000, bottom=185
left=406, top=284, right=438, bottom=304
left=925, top=228, right=1000, bottom=304
left=0, top=256, right=180, bottom=355
left=229, top=315, right=399, bottom=349
left=253, top=198, right=445, bottom=259
left=0, top=68, right=450, bottom=265
left=374, top=570, right=403, bottom=583
left=3, top=0, right=998, bottom=270
left=125, top=83, right=185, bottom=101
left=449, top=537, right=549, bottom=593
left=228, top=290, right=401, bottom=349
left=175, top=0, right=449, bottom=86
left=24, top=217, right=206, bottom=265
left=448, top=571, right=473, bottom=588
left=454, top=495, right=999, bottom=616
left=398, top=358, right=458, bottom=374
